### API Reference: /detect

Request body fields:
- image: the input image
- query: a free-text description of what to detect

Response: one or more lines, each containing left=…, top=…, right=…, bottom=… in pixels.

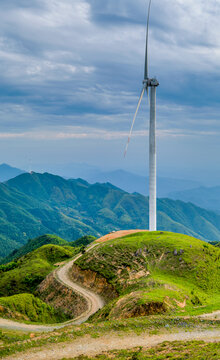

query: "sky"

left=0, top=0, right=220, bottom=184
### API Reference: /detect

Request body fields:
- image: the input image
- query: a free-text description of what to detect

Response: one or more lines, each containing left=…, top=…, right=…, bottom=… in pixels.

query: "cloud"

left=0, top=0, right=219, bottom=176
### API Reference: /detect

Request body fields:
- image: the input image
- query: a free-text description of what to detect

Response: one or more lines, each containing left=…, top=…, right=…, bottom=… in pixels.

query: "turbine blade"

left=144, top=0, right=152, bottom=80
left=124, top=87, right=145, bottom=157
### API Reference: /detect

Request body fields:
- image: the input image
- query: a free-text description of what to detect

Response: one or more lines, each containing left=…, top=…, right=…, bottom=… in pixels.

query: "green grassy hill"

left=0, top=172, right=220, bottom=257
left=68, top=235, right=96, bottom=248
left=2, top=234, right=96, bottom=264
left=3, top=234, right=69, bottom=263
left=0, top=293, right=68, bottom=323
left=0, top=244, right=76, bottom=297
left=75, top=232, right=220, bottom=319
left=0, top=242, right=81, bottom=324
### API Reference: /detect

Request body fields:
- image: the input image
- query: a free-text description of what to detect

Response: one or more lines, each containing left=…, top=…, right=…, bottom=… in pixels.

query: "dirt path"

left=55, top=249, right=105, bottom=325
left=5, top=329, right=220, bottom=360
left=199, top=311, right=220, bottom=320
left=0, top=229, right=219, bottom=333
left=0, top=244, right=104, bottom=332
left=0, top=230, right=144, bottom=332
left=95, top=229, right=147, bottom=243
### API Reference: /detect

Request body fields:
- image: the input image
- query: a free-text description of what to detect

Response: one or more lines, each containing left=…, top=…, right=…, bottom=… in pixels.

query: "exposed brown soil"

left=95, top=230, right=147, bottom=243
left=0, top=305, right=29, bottom=322
left=97, top=291, right=167, bottom=320
left=70, top=264, right=118, bottom=301
left=36, top=272, right=88, bottom=318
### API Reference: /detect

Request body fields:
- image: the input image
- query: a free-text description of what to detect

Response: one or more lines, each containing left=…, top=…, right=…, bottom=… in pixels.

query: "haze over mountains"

left=0, top=171, right=220, bottom=259
left=42, top=162, right=202, bottom=197
left=0, top=163, right=201, bottom=198
left=0, top=164, right=25, bottom=182
left=170, top=186, right=220, bottom=213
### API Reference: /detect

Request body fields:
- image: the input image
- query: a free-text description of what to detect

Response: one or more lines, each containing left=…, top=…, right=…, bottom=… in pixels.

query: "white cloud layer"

left=0, top=0, right=219, bottom=177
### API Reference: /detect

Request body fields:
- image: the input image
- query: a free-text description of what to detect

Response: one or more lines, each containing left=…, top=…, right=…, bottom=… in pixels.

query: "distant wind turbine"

left=124, top=0, right=159, bottom=231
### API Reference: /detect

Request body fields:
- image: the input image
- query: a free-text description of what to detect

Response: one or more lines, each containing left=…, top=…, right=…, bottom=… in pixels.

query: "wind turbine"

left=124, top=0, right=159, bottom=231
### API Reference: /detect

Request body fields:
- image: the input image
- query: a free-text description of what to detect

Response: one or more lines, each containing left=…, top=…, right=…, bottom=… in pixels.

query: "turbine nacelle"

left=143, top=78, right=159, bottom=88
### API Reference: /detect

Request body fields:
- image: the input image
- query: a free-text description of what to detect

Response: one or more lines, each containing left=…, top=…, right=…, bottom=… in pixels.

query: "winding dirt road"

left=0, top=231, right=219, bottom=359
left=5, top=329, right=220, bottom=360
left=0, top=230, right=142, bottom=332
left=0, top=244, right=105, bottom=332
left=0, top=230, right=219, bottom=335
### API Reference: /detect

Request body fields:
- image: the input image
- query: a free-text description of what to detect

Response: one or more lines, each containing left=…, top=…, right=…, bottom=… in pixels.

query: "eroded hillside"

left=72, top=231, right=220, bottom=319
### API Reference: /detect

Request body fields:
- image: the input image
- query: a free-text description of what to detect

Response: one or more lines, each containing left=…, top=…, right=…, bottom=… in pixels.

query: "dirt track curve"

left=0, top=244, right=104, bottom=332
left=0, top=229, right=219, bottom=333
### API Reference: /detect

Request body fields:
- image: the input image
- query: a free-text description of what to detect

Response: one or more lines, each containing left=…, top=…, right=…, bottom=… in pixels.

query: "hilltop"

left=2, top=234, right=96, bottom=264
left=0, top=172, right=220, bottom=257
left=73, top=231, right=220, bottom=319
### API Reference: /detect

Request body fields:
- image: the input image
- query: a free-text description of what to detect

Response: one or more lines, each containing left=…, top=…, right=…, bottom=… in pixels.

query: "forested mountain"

left=0, top=172, right=219, bottom=258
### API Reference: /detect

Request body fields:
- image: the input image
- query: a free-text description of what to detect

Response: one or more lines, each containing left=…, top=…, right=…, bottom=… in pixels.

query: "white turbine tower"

left=124, top=0, right=159, bottom=231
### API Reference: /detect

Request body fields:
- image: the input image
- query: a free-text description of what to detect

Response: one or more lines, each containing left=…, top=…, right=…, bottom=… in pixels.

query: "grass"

left=2, top=234, right=69, bottom=264
left=0, top=293, right=69, bottom=323
left=61, top=340, right=220, bottom=359
left=2, top=234, right=96, bottom=264
left=0, top=244, right=77, bottom=297
left=68, top=235, right=96, bottom=248
left=0, top=240, right=85, bottom=325
left=75, top=231, right=220, bottom=319
left=0, top=316, right=219, bottom=358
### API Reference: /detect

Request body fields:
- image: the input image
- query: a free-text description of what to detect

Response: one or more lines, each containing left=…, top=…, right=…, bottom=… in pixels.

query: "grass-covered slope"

left=68, top=235, right=96, bottom=248
left=3, top=234, right=69, bottom=264
left=0, top=293, right=68, bottom=323
left=75, top=232, right=220, bottom=319
left=0, top=244, right=75, bottom=297
left=2, top=234, right=96, bottom=264
left=1, top=171, right=220, bottom=257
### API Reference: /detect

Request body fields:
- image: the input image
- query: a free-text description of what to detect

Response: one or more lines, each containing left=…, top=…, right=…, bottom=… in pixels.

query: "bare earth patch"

left=95, top=230, right=147, bottom=243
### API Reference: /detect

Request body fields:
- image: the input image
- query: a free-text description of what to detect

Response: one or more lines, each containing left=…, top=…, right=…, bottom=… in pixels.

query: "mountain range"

left=45, top=162, right=202, bottom=197
left=0, top=163, right=201, bottom=198
left=0, top=171, right=220, bottom=258
left=84, top=169, right=202, bottom=198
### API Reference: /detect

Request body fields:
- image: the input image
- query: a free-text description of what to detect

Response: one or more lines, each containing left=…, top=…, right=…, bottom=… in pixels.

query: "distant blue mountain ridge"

left=0, top=163, right=201, bottom=198
left=169, top=186, right=220, bottom=213
left=0, top=163, right=25, bottom=182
